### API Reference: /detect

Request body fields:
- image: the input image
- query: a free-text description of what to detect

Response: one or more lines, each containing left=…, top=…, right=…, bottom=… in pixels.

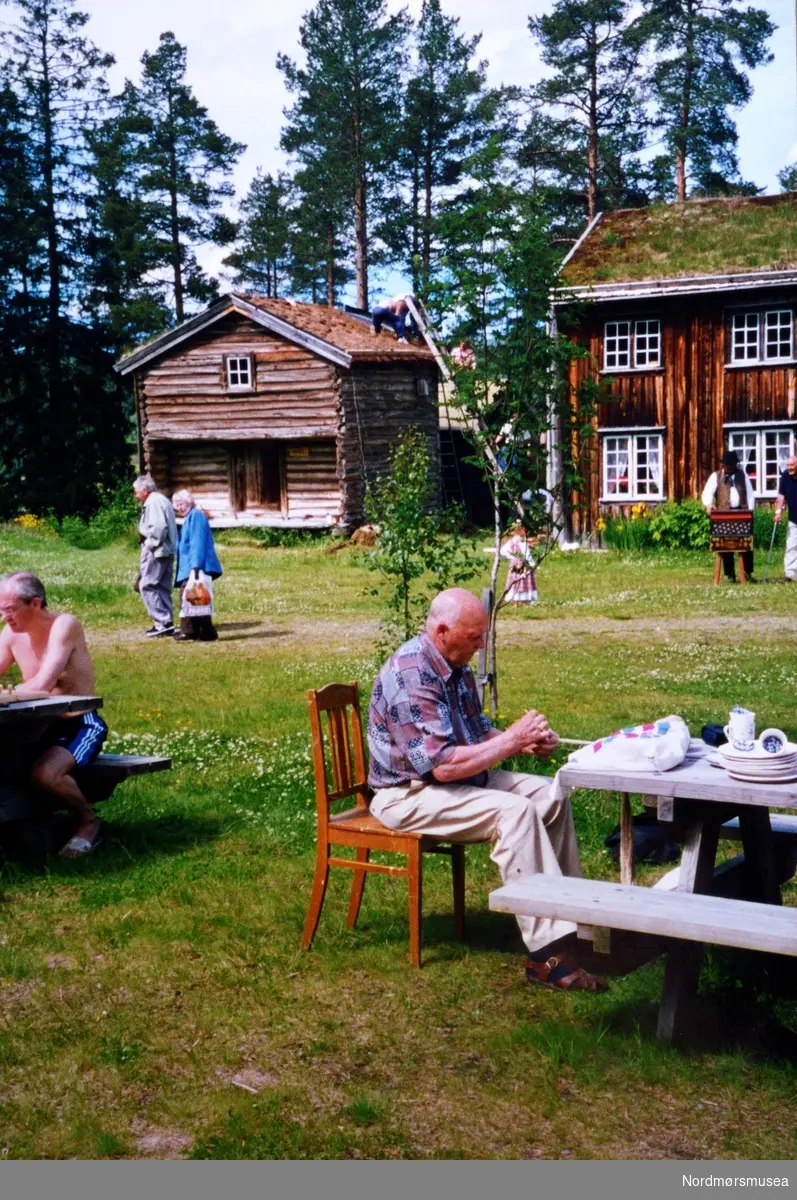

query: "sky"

left=78, top=0, right=797, bottom=296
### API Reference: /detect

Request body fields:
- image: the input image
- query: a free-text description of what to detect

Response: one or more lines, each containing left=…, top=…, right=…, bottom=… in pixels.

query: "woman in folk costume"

left=500, top=524, right=538, bottom=606
left=172, top=490, right=223, bottom=641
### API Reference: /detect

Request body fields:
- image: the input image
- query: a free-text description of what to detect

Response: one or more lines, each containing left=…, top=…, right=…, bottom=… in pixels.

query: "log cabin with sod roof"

left=552, top=192, right=797, bottom=539
left=115, top=294, right=440, bottom=530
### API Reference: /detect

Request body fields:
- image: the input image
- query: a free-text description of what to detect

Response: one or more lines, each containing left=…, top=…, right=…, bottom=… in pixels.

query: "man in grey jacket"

left=133, top=474, right=178, bottom=637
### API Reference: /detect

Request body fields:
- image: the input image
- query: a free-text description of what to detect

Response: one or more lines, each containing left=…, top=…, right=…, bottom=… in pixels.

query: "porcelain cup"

left=724, top=708, right=756, bottom=752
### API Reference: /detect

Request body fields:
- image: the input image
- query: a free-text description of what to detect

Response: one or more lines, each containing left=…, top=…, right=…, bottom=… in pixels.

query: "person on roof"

left=371, top=295, right=419, bottom=344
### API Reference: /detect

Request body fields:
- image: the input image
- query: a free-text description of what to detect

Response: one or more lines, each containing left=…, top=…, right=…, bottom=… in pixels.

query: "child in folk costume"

left=500, top=525, right=538, bottom=606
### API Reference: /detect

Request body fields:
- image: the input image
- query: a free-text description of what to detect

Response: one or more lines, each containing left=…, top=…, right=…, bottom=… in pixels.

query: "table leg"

left=619, top=791, right=634, bottom=885
left=657, top=805, right=722, bottom=1044
left=738, top=808, right=781, bottom=906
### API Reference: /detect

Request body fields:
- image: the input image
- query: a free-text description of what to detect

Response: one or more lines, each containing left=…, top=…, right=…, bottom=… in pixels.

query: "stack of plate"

left=718, top=741, right=797, bottom=784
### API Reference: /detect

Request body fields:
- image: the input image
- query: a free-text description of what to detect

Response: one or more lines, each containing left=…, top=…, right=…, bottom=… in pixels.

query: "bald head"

left=427, top=589, right=487, bottom=669
left=787, top=456, right=797, bottom=476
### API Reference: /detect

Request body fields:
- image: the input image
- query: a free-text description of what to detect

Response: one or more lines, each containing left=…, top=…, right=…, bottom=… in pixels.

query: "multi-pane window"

left=634, top=319, right=661, bottom=367
left=603, top=319, right=661, bottom=370
left=604, top=321, right=630, bottom=369
left=226, top=355, right=253, bottom=390
left=728, top=428, right=794, bottom=496
left=766, top=311, right=794, bottom=360
left=730, top=311, right=795, bottom=364
left=602, top=432, right=664, bottom=500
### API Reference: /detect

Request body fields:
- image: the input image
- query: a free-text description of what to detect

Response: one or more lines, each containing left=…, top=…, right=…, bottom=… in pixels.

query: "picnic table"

left=0, top=694, right=171, bottom=851
left=490, top=739, right=797, bottom=1043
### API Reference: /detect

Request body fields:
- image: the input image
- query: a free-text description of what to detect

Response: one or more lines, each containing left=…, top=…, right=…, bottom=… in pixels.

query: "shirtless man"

left=0, top=572, right=107, bottom=856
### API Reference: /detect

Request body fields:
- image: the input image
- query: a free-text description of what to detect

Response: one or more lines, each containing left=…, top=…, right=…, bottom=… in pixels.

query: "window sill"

left=226, top=386, right=255, bottom=394
left=600, top=367, right=664, bottom=376
left=725, top=360, right=797, bottom=370
left=599, top=497, right=665, bottom=505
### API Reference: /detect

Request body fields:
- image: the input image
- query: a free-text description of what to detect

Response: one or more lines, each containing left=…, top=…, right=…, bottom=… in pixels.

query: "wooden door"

left=228, top=441, right=284, bottom=513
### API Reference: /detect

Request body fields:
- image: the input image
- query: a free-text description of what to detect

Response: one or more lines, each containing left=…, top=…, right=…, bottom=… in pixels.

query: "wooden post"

left=619, top=791, right=634, bottom=885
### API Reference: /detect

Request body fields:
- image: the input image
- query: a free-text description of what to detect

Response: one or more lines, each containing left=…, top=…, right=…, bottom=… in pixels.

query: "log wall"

left=139, top=312, right=339, bottom=444
left=337, top=364, right=440, bottom=529
left=563, top=287, right=797, bottom=536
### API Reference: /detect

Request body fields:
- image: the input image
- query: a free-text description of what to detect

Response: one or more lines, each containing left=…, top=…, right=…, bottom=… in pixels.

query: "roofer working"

left=371, top=295, right=418, bottom=344
left=367, top=588, right=607, bottom=992
left=0, top=572, right=107, bottom=857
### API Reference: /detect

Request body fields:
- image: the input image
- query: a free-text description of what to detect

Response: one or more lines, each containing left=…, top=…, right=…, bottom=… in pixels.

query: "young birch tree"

left=430, top=146, right=603, bottom=713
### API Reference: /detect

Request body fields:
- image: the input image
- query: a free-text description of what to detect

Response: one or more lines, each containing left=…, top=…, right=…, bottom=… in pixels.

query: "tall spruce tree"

left=277, top=0, right=408, bottom=309
left=401, top=0, right=494, bottom=296
left=638, top=0, right=774, bottom=200
left=223, top=171, right=295, bottom=298
left=0, top=0, right=133, bottom=515
left=528, top=0, right=645, bottom=222
left=289, top=166, right=353, bottom=305
left=121, top=32, right=245, bottom=323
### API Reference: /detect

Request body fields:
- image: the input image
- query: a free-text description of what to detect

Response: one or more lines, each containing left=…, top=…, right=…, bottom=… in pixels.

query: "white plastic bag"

left=181, top=570, right=214, bottom=618
left=568, top=716, right=691, bottom=774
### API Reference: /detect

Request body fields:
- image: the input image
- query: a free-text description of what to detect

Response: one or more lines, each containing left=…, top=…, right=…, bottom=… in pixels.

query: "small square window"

left=765, top=311, right=793, bottom=361
left=604, top=321, right=630, bottom=370
left=634, top=320, right=661, bottom=368
left=226, top=356, right=253, bottom=390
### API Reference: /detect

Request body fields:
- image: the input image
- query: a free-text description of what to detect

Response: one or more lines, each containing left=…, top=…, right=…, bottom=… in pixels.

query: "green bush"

left=56, top=484, right=139, bottom=550
left=600, top=508, right=654, bottom=550
left=753, top=503, right=786, bottom=550
left=648, top=499, right=710, bottom=550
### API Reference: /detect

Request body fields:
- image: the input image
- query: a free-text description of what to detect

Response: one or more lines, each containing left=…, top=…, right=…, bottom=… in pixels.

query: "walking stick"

left=763, top=520, right=778, bottom=584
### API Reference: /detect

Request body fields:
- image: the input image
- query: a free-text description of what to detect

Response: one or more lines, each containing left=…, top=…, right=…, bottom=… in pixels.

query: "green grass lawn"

left=1, top=524, right=797, bottom=1160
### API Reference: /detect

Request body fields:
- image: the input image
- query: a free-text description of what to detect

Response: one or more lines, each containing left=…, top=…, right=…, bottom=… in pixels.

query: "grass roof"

left=561, top=193, right=797, bottom=287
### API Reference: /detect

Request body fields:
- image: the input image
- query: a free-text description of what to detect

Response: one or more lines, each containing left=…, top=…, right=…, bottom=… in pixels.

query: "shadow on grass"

left=0, top=813, right=223, bottom=883
left=215, top=622, right=292, bottom=641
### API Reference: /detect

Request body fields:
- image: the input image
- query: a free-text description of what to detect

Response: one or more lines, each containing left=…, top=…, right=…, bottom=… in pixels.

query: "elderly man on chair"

left=368, top=588, right=607, bottom=992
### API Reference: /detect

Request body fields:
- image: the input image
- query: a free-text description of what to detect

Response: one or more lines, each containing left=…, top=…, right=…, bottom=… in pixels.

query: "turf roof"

left=560, top=193, right=797, bottom=287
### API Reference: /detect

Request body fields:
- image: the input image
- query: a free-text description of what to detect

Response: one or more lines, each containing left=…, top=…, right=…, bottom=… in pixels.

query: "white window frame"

left=225, top=354, right=254, bottom=392
left=729, top=310, right=795, bottom=365
left=603, top=318, right=661, bottom=371
left=727, top=426, right=794, bottom=497
left=600, top=430, right=664, bottom=502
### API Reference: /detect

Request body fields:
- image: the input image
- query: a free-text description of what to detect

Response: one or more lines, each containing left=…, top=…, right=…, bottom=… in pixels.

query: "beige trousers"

left=370, top=769, right=580, bottom=953
left=785, top=521, right=797, bottom=581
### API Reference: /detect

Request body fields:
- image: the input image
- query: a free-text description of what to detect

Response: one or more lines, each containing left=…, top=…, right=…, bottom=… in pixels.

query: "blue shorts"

left=36, top=712, right=109, bottom=769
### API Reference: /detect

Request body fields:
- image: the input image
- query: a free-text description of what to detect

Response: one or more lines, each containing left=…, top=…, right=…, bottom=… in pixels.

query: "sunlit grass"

left=0, top=524, right=796, bottom=1159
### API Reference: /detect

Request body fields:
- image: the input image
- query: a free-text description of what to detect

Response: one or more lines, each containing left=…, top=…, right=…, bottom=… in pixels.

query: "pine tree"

left=1, top=0, right=113, bottom=394
left=83, top=93, right=171, bottom=348
left=638, top=0, right=774, bottom=201
left=0, top=0, right=133, bottom=515
left=778, top=164, right=797, bottom=193
left=528, top=0, right=645, bottom=222
left=401, top=0, right=494, bottom=295
left=122, top=32, right=245, bottom=322
left=289, top=167, right=353, bottom=305
left=224, top=171, right=295, bottom=298
left=277, top=0, right=408, bottom=309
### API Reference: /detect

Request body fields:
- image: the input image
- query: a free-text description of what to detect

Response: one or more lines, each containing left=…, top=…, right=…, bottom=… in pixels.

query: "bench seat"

left=721, top=814, right=797, bottom=840
left=85, top=753, right=172, bottom=777
left=489, top=875, right=797, bottom=957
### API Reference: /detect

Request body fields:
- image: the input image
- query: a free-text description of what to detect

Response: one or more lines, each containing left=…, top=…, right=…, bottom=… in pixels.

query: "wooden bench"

left=76, top=753, right=172, bottom=804
left=489, top=874, right=797, bottom=957
left=721, top=814, right=797, bottom=840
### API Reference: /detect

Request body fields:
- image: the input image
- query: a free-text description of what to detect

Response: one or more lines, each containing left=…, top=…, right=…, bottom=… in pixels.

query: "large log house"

left=553, top=192, right=797, bottom=539
left=115, top=294, right=440, bottom=530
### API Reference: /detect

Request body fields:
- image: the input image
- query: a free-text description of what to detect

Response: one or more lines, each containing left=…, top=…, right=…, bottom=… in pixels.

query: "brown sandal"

left=525, top=953, right=609, bottom=992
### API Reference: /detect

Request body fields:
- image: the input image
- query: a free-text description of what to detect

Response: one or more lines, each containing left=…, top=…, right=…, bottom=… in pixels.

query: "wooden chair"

left=302, top=681, right=466, bottom=967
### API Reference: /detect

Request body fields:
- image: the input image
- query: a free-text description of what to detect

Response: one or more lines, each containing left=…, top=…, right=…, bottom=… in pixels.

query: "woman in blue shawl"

left=172, top=490, right=223, bottom=641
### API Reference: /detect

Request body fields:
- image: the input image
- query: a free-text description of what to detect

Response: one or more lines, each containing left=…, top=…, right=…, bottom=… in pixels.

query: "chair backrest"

left=307, top=682, right=369, bottom=835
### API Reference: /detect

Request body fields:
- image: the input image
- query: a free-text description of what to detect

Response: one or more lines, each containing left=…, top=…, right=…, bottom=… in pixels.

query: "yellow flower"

left=596, top=518, right=606, bottom=532
left=616, top=523, right=624, bottom=532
